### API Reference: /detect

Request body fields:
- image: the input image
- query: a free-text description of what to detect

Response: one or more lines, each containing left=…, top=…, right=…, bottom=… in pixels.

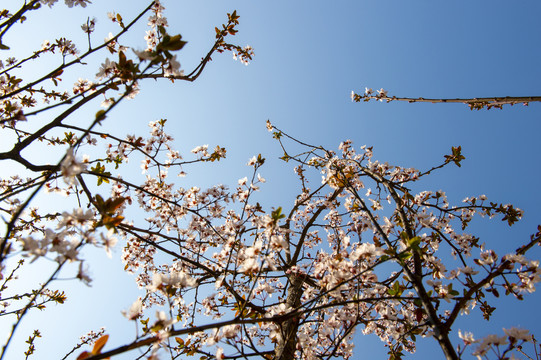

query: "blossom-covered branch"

left=351, top=87, right=541, bottom=110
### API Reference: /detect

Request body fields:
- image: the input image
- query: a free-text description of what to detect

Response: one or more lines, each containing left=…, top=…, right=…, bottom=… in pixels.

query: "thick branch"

left=274, top=274, right=304, bottom=360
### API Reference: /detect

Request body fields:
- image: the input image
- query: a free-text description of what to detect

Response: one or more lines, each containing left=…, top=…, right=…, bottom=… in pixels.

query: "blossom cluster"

left=458, top=327, right=535, bottom=359
left=350, top=87, right=389, bottom=102
left=40, top=0, right=91, bottom=8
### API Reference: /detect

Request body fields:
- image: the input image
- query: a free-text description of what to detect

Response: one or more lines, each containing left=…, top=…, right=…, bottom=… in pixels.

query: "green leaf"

left=379, top=255, right=389, bottom=262
left=162, top=34, right=187, bottom=51
left=116, top=13, right=125, bottom=28
left=95, top=110, right=107, bottom=121
left=400, top=231, right=408, bottom=242
left=407, top=236, right=422, bottom=250
left=444, top=146, right=465, bottom=167
left=397, top=252, right=412, bottom=260
left=91, top=162, right=111, bottom=186
left=271, top=207, right=286, bottom=221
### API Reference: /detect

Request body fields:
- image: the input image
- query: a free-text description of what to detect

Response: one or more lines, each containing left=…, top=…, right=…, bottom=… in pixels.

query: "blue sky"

left=1, top=0, right=541, bottom=359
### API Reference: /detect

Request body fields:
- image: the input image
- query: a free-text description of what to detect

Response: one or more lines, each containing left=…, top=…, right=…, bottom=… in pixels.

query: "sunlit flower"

left=40, top=0, right=58, bottom=7
left=96, top=58, right=117, bottom=79
left=163, top=55, right=183, bottom=77
left=81, top=18, right=96, bottom=33
left=61, top=148, right=87, bottom=185
left=65, top=0, right=91, bottom=8
left=458, top=330, right=477, bottom=345
left=101, top=230, right=118, bottom=258
left=216, top=347, right=224, bottom=360
left=76, top=261, right=92, bottom=286
left=123, top=298, right=143, bottom=320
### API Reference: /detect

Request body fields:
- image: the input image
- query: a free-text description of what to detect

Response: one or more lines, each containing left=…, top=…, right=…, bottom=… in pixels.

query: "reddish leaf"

left=76, top=351, right=90, bottom=360
left=92, top=334, right=109, bottom=355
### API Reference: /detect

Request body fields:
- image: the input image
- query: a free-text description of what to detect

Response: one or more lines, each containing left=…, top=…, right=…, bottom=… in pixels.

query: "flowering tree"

left=1, top=1, right=540, bottom=360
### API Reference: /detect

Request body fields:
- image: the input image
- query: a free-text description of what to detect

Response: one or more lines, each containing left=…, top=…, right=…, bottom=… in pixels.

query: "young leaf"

left=92, top=334, right=109, bottom=355
left=76, top=351, right=90, bottom=360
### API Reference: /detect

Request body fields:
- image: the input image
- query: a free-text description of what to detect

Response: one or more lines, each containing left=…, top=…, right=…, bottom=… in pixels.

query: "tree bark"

left=274, top=274, right=304, bottom=360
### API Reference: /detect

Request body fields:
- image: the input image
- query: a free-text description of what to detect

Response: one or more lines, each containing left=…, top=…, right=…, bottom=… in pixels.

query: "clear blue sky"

left=2, top=1, right=540, bottom=359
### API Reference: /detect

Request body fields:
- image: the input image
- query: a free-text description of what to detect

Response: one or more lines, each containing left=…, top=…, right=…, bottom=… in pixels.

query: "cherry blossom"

left=0, top=2, right=539, bottom=360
